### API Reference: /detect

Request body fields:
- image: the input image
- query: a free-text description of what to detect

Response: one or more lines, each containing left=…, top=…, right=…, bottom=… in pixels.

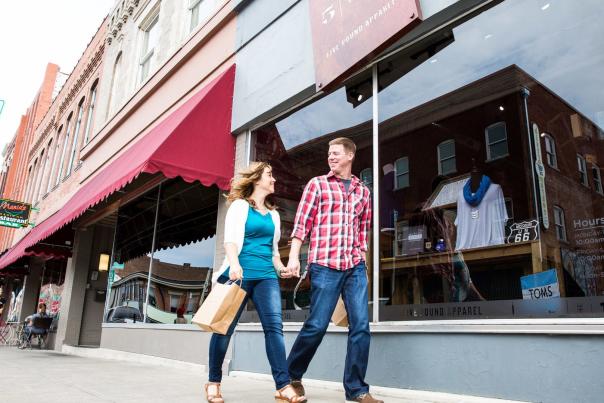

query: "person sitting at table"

left=18, top=302, right=50, bottom=349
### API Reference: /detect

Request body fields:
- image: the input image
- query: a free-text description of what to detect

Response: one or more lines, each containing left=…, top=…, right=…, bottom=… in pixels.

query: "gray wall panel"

left=232, top=330, right=604, bottom=403
left=232, top=0, right=315, bottom=132
left=101, top=326, right=220, bottom=365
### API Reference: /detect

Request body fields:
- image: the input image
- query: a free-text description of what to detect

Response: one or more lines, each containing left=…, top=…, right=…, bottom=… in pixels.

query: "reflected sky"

left=151, top=236, right=215, bottom=267
left=275, top=87, right=373, bottom=150
left=379, top=0, right=604, bottom=127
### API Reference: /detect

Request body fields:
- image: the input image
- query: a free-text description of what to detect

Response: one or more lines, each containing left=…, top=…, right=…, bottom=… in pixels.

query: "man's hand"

left=278, top=265, right=294, bottom=279
left=229, top=264, right=243, bottom=281
left=361, top=251, right=366, bottom=262
left=286, top=256, right=301, bottom=278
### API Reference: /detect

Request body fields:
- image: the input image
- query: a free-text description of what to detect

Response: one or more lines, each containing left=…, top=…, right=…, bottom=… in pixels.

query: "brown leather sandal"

left=275, top=384, right=307, bottom=402
left=204, top=382, right=224, bottom=403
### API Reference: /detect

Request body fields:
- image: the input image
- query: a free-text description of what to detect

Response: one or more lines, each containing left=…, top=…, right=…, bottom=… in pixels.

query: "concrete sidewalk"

left=0, top=347, right=527, bottom=403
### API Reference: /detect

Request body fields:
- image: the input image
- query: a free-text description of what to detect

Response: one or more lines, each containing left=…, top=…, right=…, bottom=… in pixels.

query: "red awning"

left=0, top=65, right=236, bottom=270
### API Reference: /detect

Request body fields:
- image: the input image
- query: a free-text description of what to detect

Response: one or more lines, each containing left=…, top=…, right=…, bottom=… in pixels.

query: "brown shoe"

left=348, top=392, right=384, bottom=403
left=291, top=379, right=305, bottom=397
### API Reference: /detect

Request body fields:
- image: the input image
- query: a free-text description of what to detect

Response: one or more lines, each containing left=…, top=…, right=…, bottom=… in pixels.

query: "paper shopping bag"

left=331, top=296, right=348, bottom=327
left=192, top=281, right=246, bottom=335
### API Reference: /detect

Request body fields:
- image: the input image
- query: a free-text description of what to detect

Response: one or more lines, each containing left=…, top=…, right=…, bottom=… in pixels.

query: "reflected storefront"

left=252, top=0, right=604, bottom=322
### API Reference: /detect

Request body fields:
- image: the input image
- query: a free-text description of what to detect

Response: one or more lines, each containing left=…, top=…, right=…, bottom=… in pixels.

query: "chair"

left=22, top=317, right=54, bottom=349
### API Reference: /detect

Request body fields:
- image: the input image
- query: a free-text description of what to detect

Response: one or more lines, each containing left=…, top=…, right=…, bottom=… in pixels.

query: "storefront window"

left=252, top=84, right=374, bottom=322
left=104, top=178, right=218, bottom=324
left=377, top=0, right=604, bottom=320
left=105, top=187, right=158, bottom=324
left=148, top=179, right=216, bottom=324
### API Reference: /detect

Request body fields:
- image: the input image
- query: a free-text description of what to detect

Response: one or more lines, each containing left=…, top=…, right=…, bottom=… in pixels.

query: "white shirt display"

left=454, top=183, right=508, bottom=251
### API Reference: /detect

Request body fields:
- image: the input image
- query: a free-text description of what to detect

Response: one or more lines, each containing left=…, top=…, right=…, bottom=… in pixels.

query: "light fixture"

left=540, top=132, right=546, bottom=138
left=357, top=93, right=363, bottom=102
left=499, top=106, right=505, bottom=111
left=430, top=58, right=438, bottom=64
left=541, top=3, right=550, bottom=11
left=98, top=253, right=110, bottom=272
left=484, top=34, right=493, bottom=40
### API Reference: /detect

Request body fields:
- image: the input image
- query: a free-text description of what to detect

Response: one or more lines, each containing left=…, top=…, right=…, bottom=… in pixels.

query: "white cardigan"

left=213, top=199, right=281, bottom=283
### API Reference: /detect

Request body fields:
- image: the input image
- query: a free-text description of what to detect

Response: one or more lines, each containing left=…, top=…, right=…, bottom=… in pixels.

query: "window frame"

left=66, top=98, right=86, bottom=177
left=543, top=133, right=558, bottom=169
left=360, top=167, right=373, bottom=189
left=485, top=121, right=509, bottom=161
left=553, top=205, right=567, bottom=242
left=437, top=139, right=456, bottom=175
left=593, top=164, right=603, bottom=195
left=139, top=11, right=160, bottom=84
left=394, top=156, right=410, bottom=190
left=83, top=81, right=98, bottom=146
left=577, top=154, right=588, bottom=187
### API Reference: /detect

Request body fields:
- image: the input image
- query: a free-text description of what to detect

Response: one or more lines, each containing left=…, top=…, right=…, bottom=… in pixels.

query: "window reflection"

left=253, top=86, right=374, bottom=322
left=105, top=188, right=158, bottom=324
left=105, top=179, right=218, bottom=324
left=148, top=180, right=218, bottom=324
left=377, top=0, right=604, bottom=320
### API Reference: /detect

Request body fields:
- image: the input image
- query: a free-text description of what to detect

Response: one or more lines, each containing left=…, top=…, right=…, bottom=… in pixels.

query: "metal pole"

left=143, top=184, right=162, bottom=323
left=521, top=88, right=543, bottom=264
left=371, top=64, right=380, bottom=323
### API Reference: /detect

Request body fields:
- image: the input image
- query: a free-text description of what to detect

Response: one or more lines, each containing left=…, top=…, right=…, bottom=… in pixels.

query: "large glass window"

left=104, top=178, right=218, bottom=325
left=105, top=186, right=158, bottom=324
left=376, top=0, right=604, bottom=321
left=248, top=0, right=604, bottom=322
left=252, top=83, right=374, bottom=322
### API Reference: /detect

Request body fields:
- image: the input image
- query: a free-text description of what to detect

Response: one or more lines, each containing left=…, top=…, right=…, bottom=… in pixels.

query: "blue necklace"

left=463, top=175, right=491, bottom=206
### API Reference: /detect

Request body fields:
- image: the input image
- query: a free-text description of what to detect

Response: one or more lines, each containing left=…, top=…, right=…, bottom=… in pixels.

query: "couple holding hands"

left=205, top=137, right=382, bottom=403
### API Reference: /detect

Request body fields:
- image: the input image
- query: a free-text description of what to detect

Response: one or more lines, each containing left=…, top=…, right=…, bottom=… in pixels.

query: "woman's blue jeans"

left=287, top=262, right=371, bottom=400
left=208, top=276, right=289, bottom=390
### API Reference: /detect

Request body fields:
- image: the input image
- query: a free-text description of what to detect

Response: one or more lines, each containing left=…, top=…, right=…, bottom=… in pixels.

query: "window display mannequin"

left=455, top=162, right=508, bottom=250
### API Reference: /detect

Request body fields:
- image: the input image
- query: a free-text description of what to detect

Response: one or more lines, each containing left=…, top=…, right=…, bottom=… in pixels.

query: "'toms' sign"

left=309, top=0, right=422, bottom=90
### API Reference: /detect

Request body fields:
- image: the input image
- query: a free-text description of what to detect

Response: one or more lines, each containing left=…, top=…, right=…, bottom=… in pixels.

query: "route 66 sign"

left=507, top=220, right=540, bottom=243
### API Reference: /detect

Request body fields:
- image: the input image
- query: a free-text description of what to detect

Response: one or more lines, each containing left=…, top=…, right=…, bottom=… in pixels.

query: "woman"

left=204, top=162, right=305, bottom=403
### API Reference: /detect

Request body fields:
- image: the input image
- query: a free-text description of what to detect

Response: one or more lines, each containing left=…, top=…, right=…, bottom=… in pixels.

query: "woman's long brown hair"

left=225, top=161, right=277, bottom=209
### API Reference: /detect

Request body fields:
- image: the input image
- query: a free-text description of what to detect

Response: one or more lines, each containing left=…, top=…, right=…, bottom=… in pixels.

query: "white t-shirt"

left=454, top=183, right=508, bottom=251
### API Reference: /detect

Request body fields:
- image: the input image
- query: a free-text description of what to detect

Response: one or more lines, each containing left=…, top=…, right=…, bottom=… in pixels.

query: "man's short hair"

left=38, top=302, right=46, bottom=309
left=329, top=137, right=356, bottom=154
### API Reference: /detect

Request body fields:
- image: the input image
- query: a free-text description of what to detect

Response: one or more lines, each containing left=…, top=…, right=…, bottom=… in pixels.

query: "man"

left=18, top=302, right=50, bottom=349
left=286, top=137, right=381, bottom=403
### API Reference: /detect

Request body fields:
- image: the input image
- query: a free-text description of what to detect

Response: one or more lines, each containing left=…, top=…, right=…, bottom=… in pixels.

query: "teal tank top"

left=224, top=206, right=277, bottom=280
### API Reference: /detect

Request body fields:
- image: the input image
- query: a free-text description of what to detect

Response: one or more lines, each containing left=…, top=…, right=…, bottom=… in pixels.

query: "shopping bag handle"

left=226, top=279, right=242, bottom=286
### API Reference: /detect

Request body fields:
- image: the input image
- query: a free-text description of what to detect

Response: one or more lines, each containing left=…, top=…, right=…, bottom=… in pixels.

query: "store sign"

left=521, top=269, right=560, bottom=300
left=507, top=220, right=539, bottom=243
left=0, top=198, right=31, bottom=228
left=309, top=0, right=422, bottom=89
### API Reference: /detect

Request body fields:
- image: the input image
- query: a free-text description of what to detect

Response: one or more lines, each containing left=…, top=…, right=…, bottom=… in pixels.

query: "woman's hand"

left=229, top=264, right=243, bottom=281
left=278, top=265, right=293, bottom=278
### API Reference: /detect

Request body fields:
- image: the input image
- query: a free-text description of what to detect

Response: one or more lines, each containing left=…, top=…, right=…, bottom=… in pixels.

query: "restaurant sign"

left=309, top=0, right=422, bottom=90
left=0, top=198, right=32, bottom=228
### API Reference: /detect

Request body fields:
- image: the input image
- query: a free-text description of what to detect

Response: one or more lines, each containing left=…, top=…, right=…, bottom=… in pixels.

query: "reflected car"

left=105, top=306, right=143, bottom=323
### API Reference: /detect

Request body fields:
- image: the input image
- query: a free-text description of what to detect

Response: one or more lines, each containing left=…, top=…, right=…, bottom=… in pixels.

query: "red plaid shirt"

left=291, top=172, right=372, bottom=270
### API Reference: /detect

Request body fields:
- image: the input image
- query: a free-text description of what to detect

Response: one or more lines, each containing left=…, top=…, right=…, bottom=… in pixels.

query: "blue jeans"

left=208, top=276, right=289, bottom=390
left=287, top=262, right=371, bottom=399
